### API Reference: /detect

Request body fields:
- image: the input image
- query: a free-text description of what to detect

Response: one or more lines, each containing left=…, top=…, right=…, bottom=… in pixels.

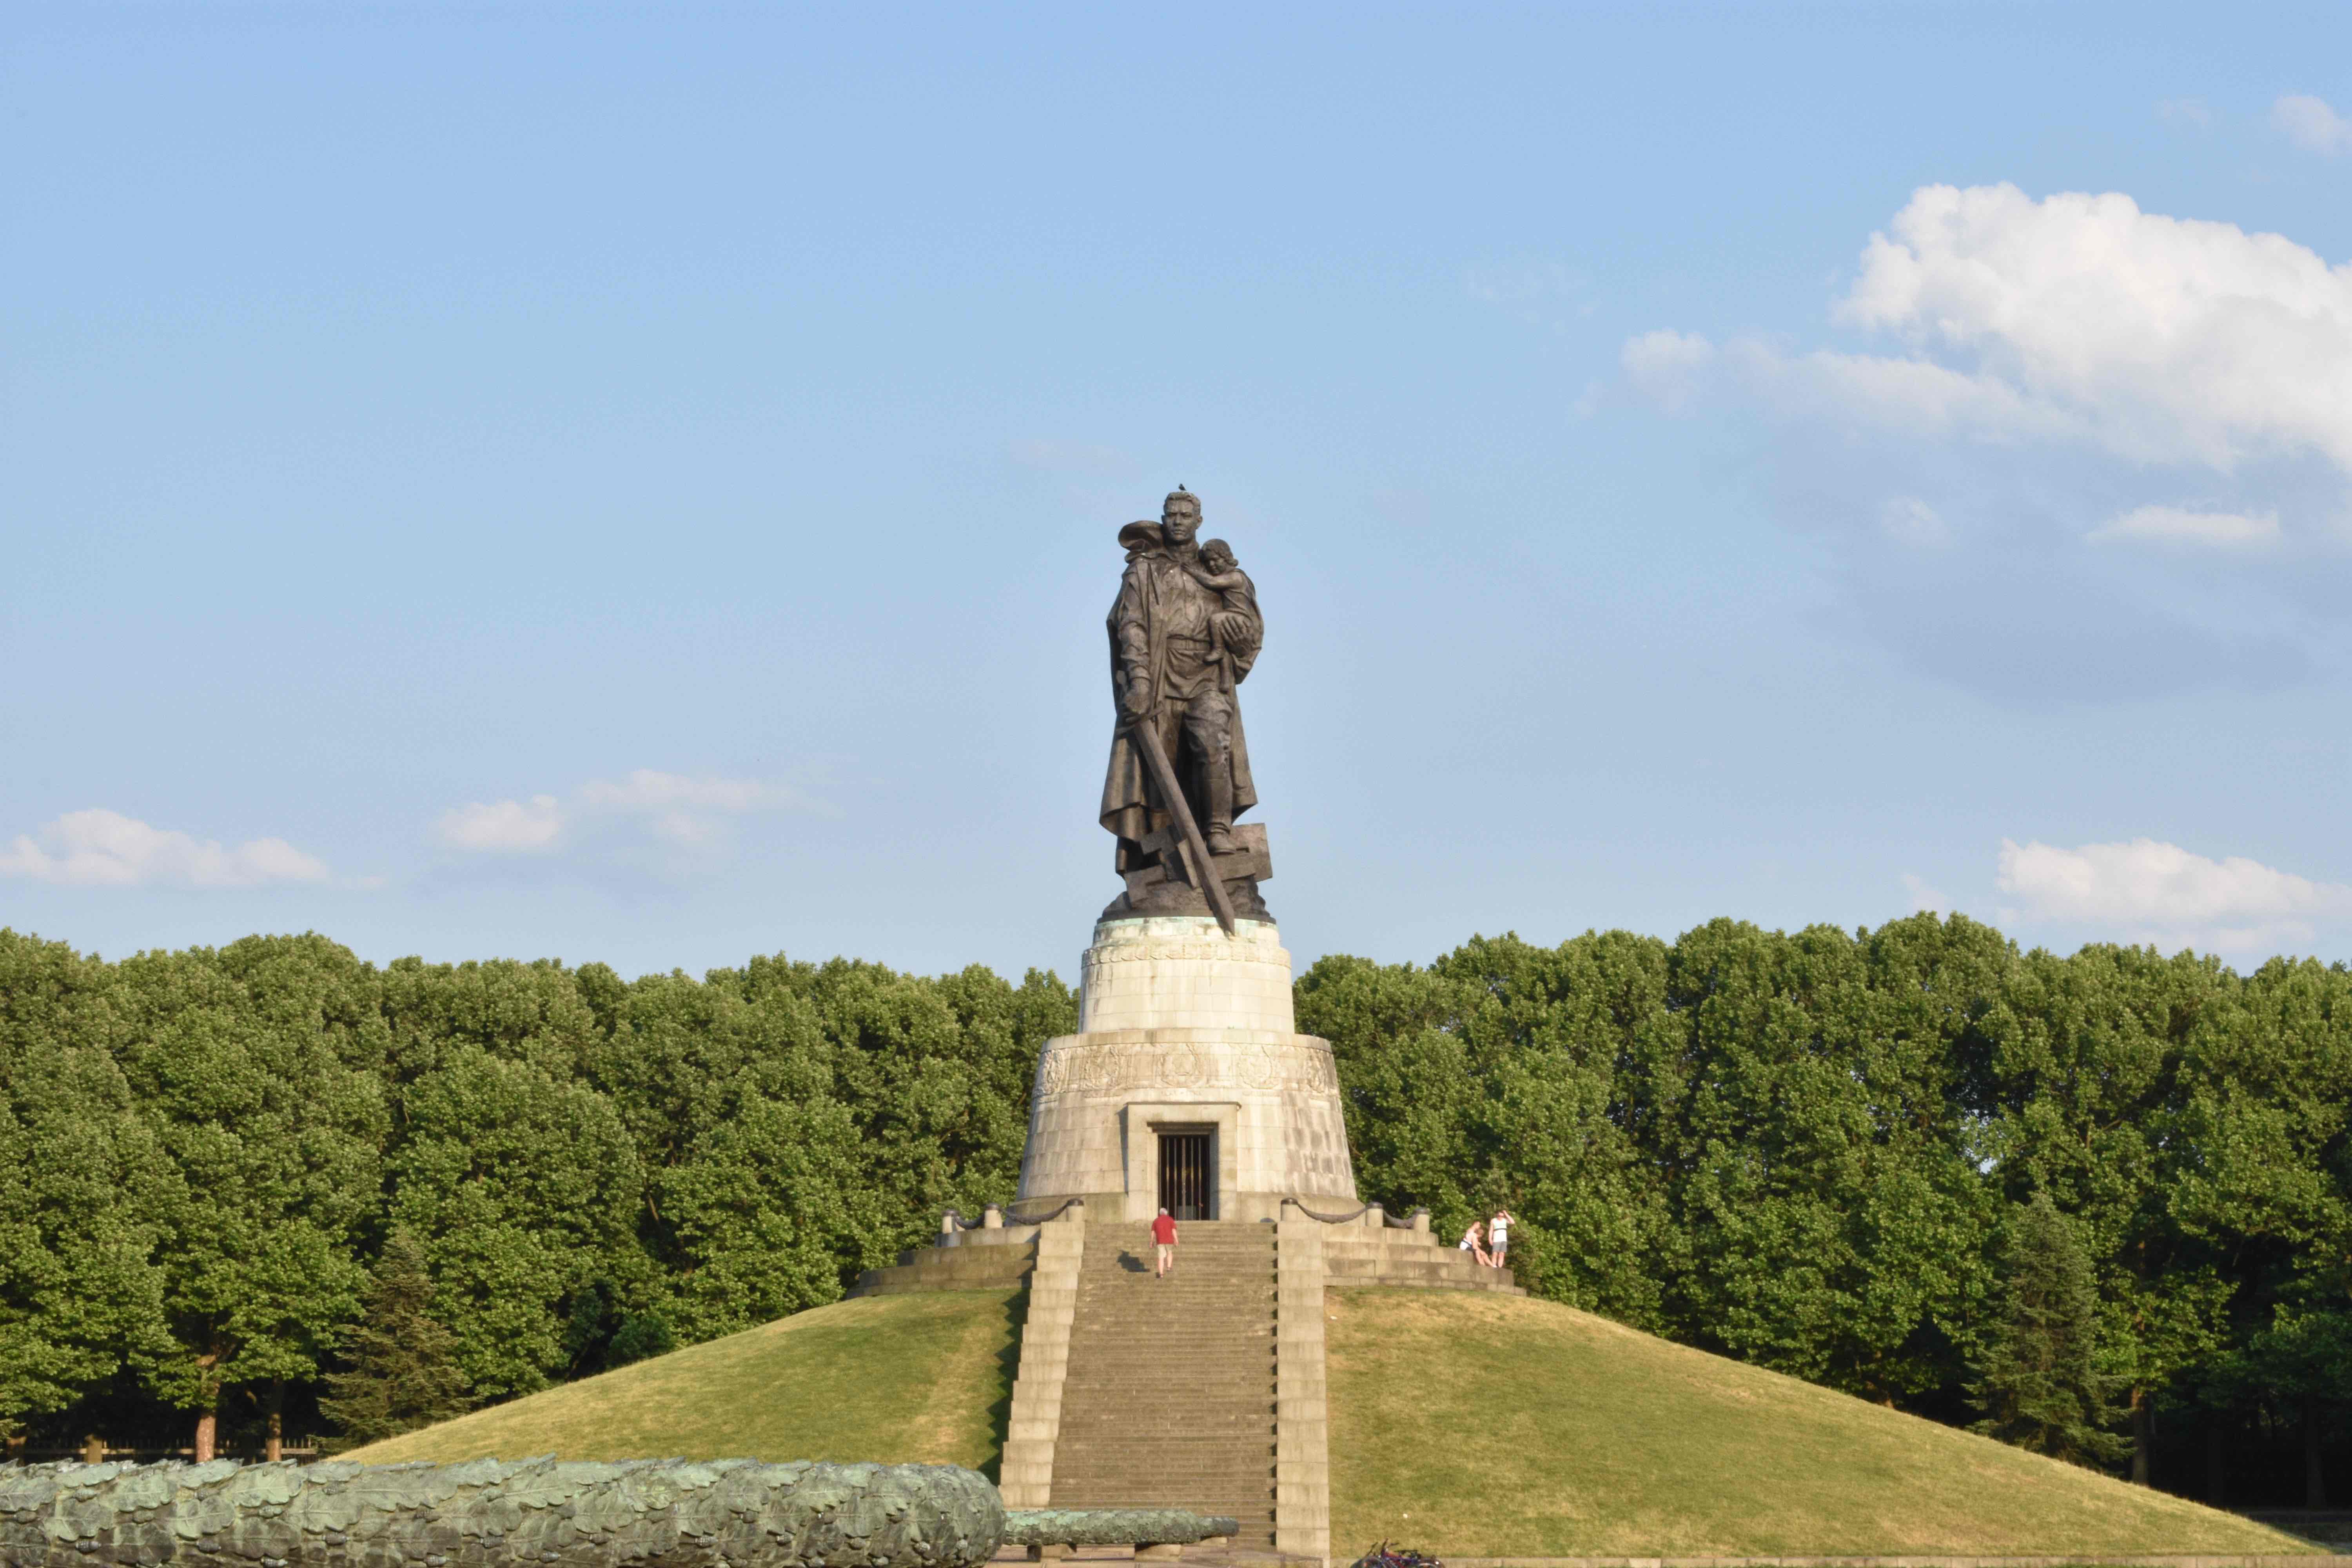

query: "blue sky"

left=7, top=2, right=2352, bottom=981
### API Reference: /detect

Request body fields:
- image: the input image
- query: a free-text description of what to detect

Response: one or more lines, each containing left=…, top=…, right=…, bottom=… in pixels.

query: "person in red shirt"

left=1151, top=1207, right=1179, bottom=1278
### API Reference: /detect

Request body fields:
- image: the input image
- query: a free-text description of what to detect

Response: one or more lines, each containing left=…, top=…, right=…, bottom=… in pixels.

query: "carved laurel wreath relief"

left=1036, top=1040, right=1337, bottom=1097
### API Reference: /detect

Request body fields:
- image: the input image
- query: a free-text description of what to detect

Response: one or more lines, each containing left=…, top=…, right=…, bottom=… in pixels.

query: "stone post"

left=1273, top=1215, right=1331, bottom=1566
left=1000, top=1200, right=1087, bottom=1508
left=1409, top=1206, right=1430, bottom=1235
left=984, top=1204, right=1004, bottom=1229
left=1362, top=1202, right=1384, bottom=1230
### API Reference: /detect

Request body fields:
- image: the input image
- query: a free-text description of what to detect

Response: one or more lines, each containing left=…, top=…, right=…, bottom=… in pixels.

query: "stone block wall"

left=0, top=1457, right=1002, bottom=1568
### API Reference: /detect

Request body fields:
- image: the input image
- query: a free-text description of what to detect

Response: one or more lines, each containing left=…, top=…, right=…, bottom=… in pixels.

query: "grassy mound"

left=346, top=1280, right=2313, bottom=1557
left=341, top=1290, right=1022, bottom=1475
left=1326, top=1288, right=2311, bottom=1557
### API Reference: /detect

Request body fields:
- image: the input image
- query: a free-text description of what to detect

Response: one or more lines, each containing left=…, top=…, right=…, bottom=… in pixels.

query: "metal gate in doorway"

left=1156, top=1129, right=1213, bottom=1220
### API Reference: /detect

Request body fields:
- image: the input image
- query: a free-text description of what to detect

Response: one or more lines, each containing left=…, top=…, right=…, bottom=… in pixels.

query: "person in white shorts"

left=1152, top=1206, right=1179, bottom=1277
left=1458, top=1219, right=1488, bottom=1267
left=1488, top=1209, right=1511, bottom=1268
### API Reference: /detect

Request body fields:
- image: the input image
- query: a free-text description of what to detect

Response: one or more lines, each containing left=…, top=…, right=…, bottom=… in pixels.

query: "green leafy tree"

left=110, top=937, right=385, bottom=1457
left=1986, top=944, right=2235, bottom=1481
left=0, top=1039, right=181, bottom=1439
left=318, top=1230, right=471, bottom=1450
left=583, top=967, right=866, bottom=1341
left=388, top=1045, right=648, bottom=1397
left=1969, top=1191, right=2130, bottom=1467
left=1656, top=917, right=1999, bottom=1404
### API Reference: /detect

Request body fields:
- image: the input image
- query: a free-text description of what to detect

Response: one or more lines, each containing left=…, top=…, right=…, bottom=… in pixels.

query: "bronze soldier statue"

left=1098, top=488, right=1273, bottom=925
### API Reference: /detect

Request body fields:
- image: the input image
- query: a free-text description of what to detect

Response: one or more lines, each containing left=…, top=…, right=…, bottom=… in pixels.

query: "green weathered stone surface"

left=0, top=1457, right=1003, bottom=1568
left=1003, top=1510, right=1241, bottom=1547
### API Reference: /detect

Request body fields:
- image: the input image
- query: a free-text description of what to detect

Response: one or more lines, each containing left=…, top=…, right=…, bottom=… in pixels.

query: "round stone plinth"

left=1078, top=915, right=1295, bottom=1035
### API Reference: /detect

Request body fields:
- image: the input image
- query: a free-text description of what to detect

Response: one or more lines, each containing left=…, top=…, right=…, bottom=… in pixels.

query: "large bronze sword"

left=1127, top=718, right=1239, bottom=936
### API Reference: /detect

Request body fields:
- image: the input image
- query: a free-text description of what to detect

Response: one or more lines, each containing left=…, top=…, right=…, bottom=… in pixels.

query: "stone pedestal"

left=1014, top=915, right=1357, bottom=1224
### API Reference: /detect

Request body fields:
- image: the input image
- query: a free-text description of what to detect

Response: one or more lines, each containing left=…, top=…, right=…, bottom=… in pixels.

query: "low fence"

left=4, top=1438, right=323, bottom=1465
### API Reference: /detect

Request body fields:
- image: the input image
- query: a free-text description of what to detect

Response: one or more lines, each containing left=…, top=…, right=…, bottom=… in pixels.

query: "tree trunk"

left=2131, top=1387, right=2152, bottom=1485
left=2306, top=1406, right=2328, bottom=1509
left=193, top=1345, right=223, bottom=1463
left=266, top=1408, right=283, bottom=1463
left=2205, top=1421, right=2227, bottom=1506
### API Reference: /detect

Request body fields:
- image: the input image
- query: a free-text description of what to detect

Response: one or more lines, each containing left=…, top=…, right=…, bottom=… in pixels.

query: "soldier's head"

left=1161, top=487, right=1201, bottom=546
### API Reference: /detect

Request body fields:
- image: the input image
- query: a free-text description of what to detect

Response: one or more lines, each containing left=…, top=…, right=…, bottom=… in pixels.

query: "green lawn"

left=1326, top=1287, right=2313, bottom=1558
left=345, top=1279, right=2318, bottom=1559
left=341, top=1290, right=1023, bottom=1476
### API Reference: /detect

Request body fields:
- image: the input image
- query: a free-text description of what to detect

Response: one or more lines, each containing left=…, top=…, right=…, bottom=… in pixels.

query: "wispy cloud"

left=432, top=769, right=834, bottom=870
left=2273, top=94, right=2352, bottom=155
left=0, top=809, right=330, bottom=889
left=1901, top=872, right=1950, bottom=914
left=1996, top=837, right=2352, bottom=951
left=433, top=794, right=564, bottom=853
left=2087, top=505, right=2281, bottom=549
left=579, top=769, right=833, bottom=849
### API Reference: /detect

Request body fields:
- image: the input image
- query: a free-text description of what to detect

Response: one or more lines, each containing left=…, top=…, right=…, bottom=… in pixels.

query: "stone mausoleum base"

left=1013, top=915, right=1356, bottom=1223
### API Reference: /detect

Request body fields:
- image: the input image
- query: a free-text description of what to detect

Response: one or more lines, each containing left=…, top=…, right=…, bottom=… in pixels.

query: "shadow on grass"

left=981, top=1285, right=1027, bottom=1485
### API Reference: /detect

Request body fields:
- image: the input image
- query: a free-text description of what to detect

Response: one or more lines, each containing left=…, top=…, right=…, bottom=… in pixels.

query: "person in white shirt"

left=1487, top=1209, right=1511, bottom=1268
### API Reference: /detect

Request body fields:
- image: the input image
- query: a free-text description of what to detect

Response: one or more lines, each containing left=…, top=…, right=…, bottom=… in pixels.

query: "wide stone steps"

left=1050, top=1223, right=1281, bottom=1549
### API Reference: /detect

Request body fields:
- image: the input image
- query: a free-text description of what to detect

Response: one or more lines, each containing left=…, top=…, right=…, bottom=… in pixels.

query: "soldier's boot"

left=1203, top=771, right=1236, bottom=856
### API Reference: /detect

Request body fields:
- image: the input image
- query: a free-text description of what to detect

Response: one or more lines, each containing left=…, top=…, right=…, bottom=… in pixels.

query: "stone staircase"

left=1047, top=1222, right=1279, bottom=1549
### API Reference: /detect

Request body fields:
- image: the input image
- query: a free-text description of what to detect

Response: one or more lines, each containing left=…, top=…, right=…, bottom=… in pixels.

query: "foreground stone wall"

left=0, top=1458, right=1003, bottom=1568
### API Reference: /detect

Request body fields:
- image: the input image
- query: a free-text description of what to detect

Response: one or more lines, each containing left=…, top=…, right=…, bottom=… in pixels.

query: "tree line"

left=4, top=915, right=2351, bottom=1505
left=0, top=931, right=1061, bottom=1458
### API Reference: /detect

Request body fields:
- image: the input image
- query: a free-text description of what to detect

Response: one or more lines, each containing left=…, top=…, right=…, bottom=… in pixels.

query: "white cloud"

left=433, top=771, right=830, bottom=866
left=1828, top=183, right=2352, bottom=472
left=2273, top=94, right=2352, bottom=155
left=1996, top=837, right=2352, bottom=949
left=2088, top=505, right=2281, bottom=548
left=0, top=808, right=329, bottom=888
left=2159, top=98, right=2214, bottom=129
left=1902, top=873, right=1950, bottom=914
left=433, top=795, right=563, bottom=852
left=579, top=769, right=830, bottom=853
left=1880, top=496, right=1950, bottom=548
left=578, top=769, right=817, bottom=813
left=1621, top=329, right=1717, bottom=414
left=1622, top=182, right=2352, bottom=702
